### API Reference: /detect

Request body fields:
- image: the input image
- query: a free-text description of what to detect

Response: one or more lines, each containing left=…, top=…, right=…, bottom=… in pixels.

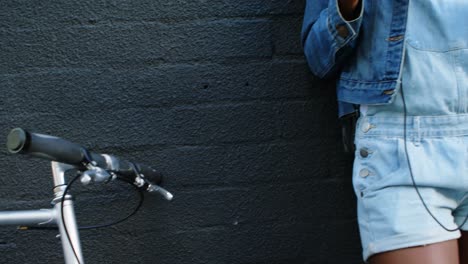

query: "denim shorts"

left=353, top=114, right=468, bottom=261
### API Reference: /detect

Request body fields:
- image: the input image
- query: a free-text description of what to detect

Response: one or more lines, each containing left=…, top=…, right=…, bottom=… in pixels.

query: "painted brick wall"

left=0, top=1, right=362, bottom=263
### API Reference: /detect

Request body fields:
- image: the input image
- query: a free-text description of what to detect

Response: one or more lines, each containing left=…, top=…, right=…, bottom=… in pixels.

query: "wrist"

left=338, top=0, right=362, bottom=21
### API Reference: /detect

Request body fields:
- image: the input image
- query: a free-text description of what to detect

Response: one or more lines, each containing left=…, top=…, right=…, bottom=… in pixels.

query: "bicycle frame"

left=0, top=161, right=84, bottom=264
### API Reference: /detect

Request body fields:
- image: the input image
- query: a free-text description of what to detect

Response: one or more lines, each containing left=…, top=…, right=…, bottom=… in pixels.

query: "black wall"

left=0, top=1, right=362, bottom=263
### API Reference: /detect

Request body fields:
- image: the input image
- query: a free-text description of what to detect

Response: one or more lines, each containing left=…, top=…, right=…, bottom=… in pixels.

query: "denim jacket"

left=302, top=0, right=410, bottom=116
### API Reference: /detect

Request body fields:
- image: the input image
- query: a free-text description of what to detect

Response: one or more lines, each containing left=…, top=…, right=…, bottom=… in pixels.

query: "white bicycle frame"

left=0, top=161, right=84, bottom=264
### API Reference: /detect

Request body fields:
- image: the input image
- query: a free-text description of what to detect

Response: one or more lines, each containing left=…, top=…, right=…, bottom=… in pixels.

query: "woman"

left=302, top=0, right=468, bottom=263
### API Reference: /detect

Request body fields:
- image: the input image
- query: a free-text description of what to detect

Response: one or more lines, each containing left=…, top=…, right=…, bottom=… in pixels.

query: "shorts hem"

left=363, top=231, right=461, bottom=261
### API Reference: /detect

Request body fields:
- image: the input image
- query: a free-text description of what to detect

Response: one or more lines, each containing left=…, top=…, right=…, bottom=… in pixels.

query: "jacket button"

left=382, top=89, right=395, bottom=95
left=336, top=24, right=349, bottom=38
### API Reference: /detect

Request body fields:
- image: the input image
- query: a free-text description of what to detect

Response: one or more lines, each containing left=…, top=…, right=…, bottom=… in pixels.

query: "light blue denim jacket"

left=302, top=0, right=410, bottom=116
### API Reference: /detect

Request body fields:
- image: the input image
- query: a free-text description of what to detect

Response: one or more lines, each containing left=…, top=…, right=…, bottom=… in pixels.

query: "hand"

left=338, top=0, right=361, bottom=21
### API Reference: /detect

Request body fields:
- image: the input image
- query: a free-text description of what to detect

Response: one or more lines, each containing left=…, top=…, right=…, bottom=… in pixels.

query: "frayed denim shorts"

left=353, top=114, right=468, bottom=261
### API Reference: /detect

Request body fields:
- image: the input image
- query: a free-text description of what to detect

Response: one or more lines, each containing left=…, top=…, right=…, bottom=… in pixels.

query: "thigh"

left=459, top=231, right=468, bottom=264
left=369, top=239, right=459, bottom=264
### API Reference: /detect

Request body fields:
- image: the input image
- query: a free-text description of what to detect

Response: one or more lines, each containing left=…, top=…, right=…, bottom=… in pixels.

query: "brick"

left=0, top=60, right=314, bottom=115
left=277, top=100, right=328, bottom=140
left=0, top=102, right=280, bottom=148
left=160, top=19, right=273, bottom=62
left=0, top=1, right=304, bottom=30
left=272, top=16, right=304, bottom=56
left=0, top=19, right=272, bottom=71
left=143, top=181, right=356, bottom=231
left=126, top=140, right=327, bottom=187
left=78, top=219, right=360, bottom=264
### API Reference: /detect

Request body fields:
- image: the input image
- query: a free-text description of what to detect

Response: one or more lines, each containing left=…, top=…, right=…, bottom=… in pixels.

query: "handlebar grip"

left=7, top=128, right=86, bottom=165
left=7, top=128, right=162, bottom=185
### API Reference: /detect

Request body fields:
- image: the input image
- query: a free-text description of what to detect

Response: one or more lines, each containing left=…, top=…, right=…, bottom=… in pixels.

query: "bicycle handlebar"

left=6, top=128, right=162, bottom=185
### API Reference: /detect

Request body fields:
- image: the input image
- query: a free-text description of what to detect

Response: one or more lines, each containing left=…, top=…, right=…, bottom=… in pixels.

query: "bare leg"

left=459, top=231, right=468, bottom=264
left=369, top=239, right=459, bottom=264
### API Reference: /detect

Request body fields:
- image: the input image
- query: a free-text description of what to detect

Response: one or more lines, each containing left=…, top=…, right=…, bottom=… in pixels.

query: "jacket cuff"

left=328, top=0, right=364, bottom=48
left=338, top=101, right=358, bottom=117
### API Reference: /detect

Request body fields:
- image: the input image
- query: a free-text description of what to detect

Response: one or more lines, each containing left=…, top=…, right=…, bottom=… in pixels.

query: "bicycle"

left=0, top=128, right=173, bottom=264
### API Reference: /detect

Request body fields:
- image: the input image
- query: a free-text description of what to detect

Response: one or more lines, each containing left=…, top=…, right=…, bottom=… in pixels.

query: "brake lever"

left=147, top=184, right=174, bottom=201
left=80, top=155, right=174, bottom=201
left=133, top=175, right=174, bottom=201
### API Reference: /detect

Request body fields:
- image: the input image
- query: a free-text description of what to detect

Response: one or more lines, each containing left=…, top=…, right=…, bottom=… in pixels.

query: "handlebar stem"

left=51, top=162, right=77, bottom=197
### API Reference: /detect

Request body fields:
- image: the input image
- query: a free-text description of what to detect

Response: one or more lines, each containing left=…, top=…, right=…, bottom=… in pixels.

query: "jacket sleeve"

left=301, top=0, right=364, bottom=79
